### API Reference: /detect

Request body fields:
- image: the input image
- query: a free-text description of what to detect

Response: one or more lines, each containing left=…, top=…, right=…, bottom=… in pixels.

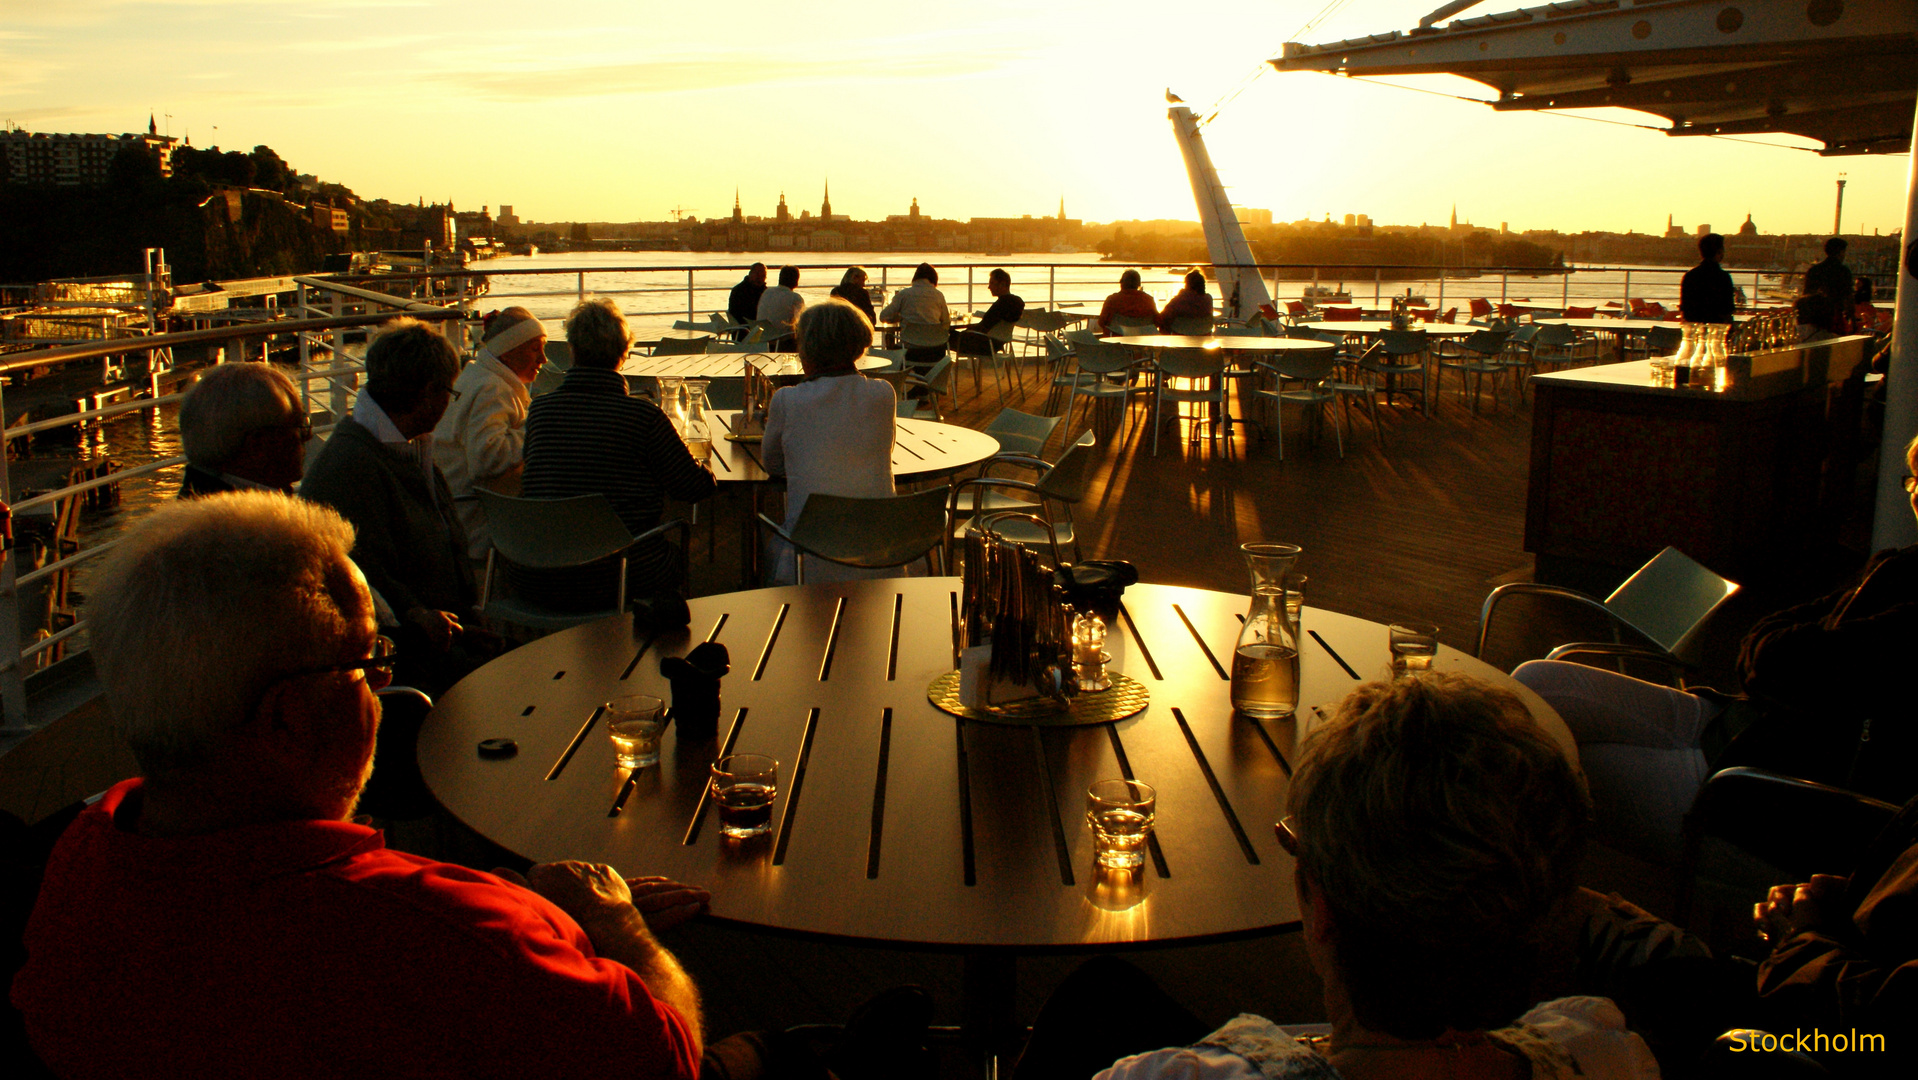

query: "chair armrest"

left=1684, top=767, right=1901, bottom=882
left=1475, top=581, right=1616, bottom=658
left=979, top=452, right=1052, bottom=479
left=755, top=513, right=798, bottom=546
left=949, top=476, right=1046, bottom=516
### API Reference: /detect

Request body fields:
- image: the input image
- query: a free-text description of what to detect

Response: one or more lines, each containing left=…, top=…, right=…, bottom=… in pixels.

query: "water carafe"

left=1230, top=542, right=1302, bottom=719
left=682, top=378, right=714, bottom=465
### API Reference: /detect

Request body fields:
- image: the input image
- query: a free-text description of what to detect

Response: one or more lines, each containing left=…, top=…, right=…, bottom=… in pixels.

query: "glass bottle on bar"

left=1231, top=542, right=1302, bottom=719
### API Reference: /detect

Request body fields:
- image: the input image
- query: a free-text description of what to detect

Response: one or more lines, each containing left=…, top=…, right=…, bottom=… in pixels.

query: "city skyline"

left=0, top=0, right=1907, bottom=236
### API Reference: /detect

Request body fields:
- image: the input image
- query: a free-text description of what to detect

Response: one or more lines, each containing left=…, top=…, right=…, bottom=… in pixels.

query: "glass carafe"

left=658, top=376, right=687, bottom=434
left=682, top=378, right=714, bottom=465
left=1230, top=542, right=1302, bottom=719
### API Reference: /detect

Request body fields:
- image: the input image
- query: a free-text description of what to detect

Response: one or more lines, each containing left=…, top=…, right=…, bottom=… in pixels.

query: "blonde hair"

left=564, top=297, right=632, bottom=369
left=179, top=363, right=301, bottom=469
left=86, top=492, right=367, bottom=776
left=1288, top=672, right=1586, bottom=1038
left=796, top=298, right=874, bottom=374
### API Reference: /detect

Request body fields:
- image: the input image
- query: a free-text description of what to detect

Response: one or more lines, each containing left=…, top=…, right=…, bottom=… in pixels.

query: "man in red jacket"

left=10, top=492, right=709, bottom=1079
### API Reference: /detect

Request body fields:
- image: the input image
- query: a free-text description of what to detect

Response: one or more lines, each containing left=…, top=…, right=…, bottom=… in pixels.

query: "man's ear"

left=1297, top=866, right=1336, bottom=944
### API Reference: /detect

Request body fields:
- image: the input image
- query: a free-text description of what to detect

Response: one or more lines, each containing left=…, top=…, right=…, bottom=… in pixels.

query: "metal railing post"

left=0, top=375, right=26, bottom=730
left=1436, top=268, right=1445, bottom=311
left=1501, top=273, right=1508, bottom=302
left=1562, top=271, right=1571, bottom=308
left=329, top=290, right=349, bottom=421
left=1049, top=265, right=1055, bottom=309
left=1623, top=270, right=1632, bottom=312
left=966, top=266, right=974, bottom=315
left=687, top=269, right=695, bottom=323
left=577, top=272, right=586, bottom=304
left=1374, top=268, right=1380, bottom=305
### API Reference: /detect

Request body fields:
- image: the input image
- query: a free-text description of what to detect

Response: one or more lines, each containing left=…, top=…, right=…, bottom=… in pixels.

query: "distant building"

left=1738, top=214, right=1758, bottom=236
left=776, top=191, right=790, bottom=224
left=1, top=116, right=178, bottom=186
left=1695, top=223, right=1712, bottom=237
left=497, top=204, right=520, bottom=228
left=1665, top=214, right=1685, bottom=239
left=1342, top=213, right=1355, bottom=227
left=1239, top=207, right=1273, bottom=227
left=312, top=202, right=350, bottom=233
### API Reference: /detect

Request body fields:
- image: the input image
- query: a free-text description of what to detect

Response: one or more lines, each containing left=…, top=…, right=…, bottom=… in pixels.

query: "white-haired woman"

left=434, top=306, right=547, bottom=558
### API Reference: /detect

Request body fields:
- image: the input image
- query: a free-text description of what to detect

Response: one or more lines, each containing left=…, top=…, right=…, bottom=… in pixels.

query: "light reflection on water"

left=33, top=401, right=186, bottom=620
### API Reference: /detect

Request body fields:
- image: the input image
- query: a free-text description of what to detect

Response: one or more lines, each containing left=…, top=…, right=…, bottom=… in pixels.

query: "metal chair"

left=1064, top=338, right=1149, bottom=445
left=982, top=408, right=1061, bottom=460
left=476, top=490, right=690, bottom=632
left=1252, top=351, right=1344, bottom=460
left=896, top=356, right=955, bottom=421
left=1358, top=329, right=1429, bottom=413
left=1108, top=316, right=1157, bottom=338
left=651, top=336, right=709, bottom=356
left=1151, top=348, right=1230, bottom=456
left=1433, top=328, right=1512, bottom=413
left=542, top=340, right=573, bottom=370
left=1530, top=323, right=1594, bottom=374
left=1474, top=545, right=1740, bottom=679
left=755, top=488, right=949, bottom=584
left=947, top=431, right=1098, bottom=568
left=1167, top=315, right=1213, bottom=336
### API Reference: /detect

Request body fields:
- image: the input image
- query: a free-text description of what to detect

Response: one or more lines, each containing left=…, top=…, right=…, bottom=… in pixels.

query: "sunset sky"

left=2, top=0, right=1908, bottom=235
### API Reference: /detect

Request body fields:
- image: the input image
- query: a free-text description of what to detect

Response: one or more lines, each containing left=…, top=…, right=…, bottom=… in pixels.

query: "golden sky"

left=2, top=0, right=1907, bottom=234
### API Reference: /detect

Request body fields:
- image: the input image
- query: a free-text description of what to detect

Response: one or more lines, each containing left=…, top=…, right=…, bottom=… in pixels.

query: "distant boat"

left=1302, top=284, right=1352, bottom=303
left=1050, top=243, right=1079, bottom=255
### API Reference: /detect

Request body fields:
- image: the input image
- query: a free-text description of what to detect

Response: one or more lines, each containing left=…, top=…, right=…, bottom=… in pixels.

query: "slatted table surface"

left=700, top=412, right=1001, bottom=486
left=620, top=352, right=892, bottom=379
left=419, top=579, right=1574, bottom=951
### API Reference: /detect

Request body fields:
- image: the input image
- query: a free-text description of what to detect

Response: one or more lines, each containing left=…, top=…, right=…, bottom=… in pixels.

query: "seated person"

left=434, top=307, right=546, bottom=559
left=950, top=268, right=1024, bottom=355
left=728, top=262, right=767, bottom=340
left=761, top=299, right=896, bottom=584
left=302, top=319, right=485, bottom=693
left=755, top=265, right=805, bottom=352
left=520, top=298, right=716, bottom=612
left=1751, top=792, right=1918, bottom=1073
left=831, top=266, right=877, bottom=325
left=1098, top=269, right=1159, bottom=334
left=1514, top=433, right=1918, bottom=867
left=1015, top=673, right=1654, bottom=1080
left=10, top=492, right=710, bottom=1079
left=879, top=263, right=948, bottom=368
left=177, top=361, right=311, bottom=496
left=1156, top=270, right=1213, bottom=332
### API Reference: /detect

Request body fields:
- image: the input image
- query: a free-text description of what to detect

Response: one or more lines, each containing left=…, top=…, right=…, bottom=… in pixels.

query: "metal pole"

left=1562, top=269, right=1571, bottom=308
left=578, top=271, right=586, bottom=304
left=1049, top=265, right=1056, bottom=310
left=687, top=269, right=695, bottom=324
left=329, top=290, right=349, bottom=421
left=1436, top=267, right=1445, bottom=312
left=1870, top=101, right=1918, bottom=551
left=967, top=266, right=974, bottom=315
left=0, top=373, right=26, bottom=731
left=1623, top=270, right=1632, bottom=314
left=1834, top=174, right=1847, bottom=236
left=1501, top=273, right=1508, bottom=303
left=1373, top=268, right=1380, bottom=305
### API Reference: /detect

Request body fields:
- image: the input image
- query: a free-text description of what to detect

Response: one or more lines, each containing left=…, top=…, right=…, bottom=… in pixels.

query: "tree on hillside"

left=249, top=145, right=291, bottom=192
left=106, top=144, right=162, bottom=190
left=570, top=222, right=591, bottom=242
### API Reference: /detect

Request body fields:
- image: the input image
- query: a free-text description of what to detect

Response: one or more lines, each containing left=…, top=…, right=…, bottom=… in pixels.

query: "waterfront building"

left=0, top=116, right=178, bottom=187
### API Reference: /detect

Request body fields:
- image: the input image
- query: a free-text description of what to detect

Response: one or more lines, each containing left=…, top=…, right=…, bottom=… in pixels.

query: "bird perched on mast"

left=1165, top=88, right=1184, bottom=104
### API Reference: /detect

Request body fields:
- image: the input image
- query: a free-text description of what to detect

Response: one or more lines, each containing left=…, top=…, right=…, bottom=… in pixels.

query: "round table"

left=1298, top=320, right=1477, bottom=337
left=1536, top=318, right=1681, bottom=363
left=621, top=353, right=891, bottom=379
left=1102, top=335, right=1336, bottom=354
left=421, top=578, right=1574, bottom=945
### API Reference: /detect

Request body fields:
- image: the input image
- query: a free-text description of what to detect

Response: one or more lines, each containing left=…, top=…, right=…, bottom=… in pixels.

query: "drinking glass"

left=1388, top=622, right=1440, bottom=675
left=1282, top=572, right=1308, bottom=631
left=606, top=694, right=667, bottom=769
left=711, top=754, right=778, bottom=839
left=1086, top=779, right=1156, bottom=870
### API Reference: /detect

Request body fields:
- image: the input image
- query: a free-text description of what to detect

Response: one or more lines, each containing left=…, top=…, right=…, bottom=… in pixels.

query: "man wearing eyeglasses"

left=178, top=361, right=314, bottom=496
left=12, top=492, right=710, bottom=1079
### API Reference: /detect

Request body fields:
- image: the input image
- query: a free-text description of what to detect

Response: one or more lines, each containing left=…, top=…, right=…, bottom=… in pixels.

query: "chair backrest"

left=1321, top=307, right=1361, bottom=322
left=1533, top=323, right=1580, bottom=347
left=1155, top=348, right=1226, bottom=379
left=748, top=319, right=792, bottom=345
left=900, top=321, right=949, bottom=349
left=787, top=487, right=949, bottom=570
left=543, top=340, right=573, bottom=370
left=1646, top=325, right=1682, bottom=352
left=652, top=336, right=709, bottom=356
left=986, top=322, right=1016, bottom=345
left=1034, top=431, right=1098, bottom=503
left=1469, top=298, right=1494, bottom=318
left=1602, top=546, right=1741, bottom=656
left=1508, top=323, right=1542, bottom=345
left=476, top=490, right=635, bottom=570
left=1267, top=351, right=1338, bottom=383
left=1072, top=338, right=1137, bottom=374
left=1461, top=329, right=1510, bottom=355
left=1437, top=307, right=1458, bottom=323
left=706, top=312, right=737, bottom=333
left=1563, top=306, right=1598, bottom=319
left=530, top=364, right=566, bottom=397
left=1109, top=317, right=1157, bottom=337
left=1168, top=316, right=1212, bottom=336
left=1377, top=330, right=1429, bottom=356
left=983, top=408, right=1060, bottom=458
left=1064, top=328, right=1103, bottom=345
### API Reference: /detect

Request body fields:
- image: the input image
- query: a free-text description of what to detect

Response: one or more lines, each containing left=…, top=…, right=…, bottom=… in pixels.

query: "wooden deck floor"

left=2, top=351, right=1826, bottom=1075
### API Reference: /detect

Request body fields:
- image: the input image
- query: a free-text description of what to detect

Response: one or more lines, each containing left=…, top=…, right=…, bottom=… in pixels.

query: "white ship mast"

left=1168, top=105, right=1271, bottom=320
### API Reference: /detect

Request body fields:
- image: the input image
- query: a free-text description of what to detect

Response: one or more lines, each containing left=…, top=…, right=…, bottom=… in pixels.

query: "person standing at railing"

left=177, top=362, right=312, bottom=497
left=303, top=319, right=494, bottom=694
left=434, top=307, right=546, bottom=560
left=1678, top=233, right=1735, bottom=325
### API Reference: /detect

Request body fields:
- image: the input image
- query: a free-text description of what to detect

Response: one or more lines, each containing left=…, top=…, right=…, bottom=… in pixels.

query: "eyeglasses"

left=444, top=386, right=463, bottom=402
left=1274, top=815, right=1300, bottom=857
left=1904, top=474, right=1917, bottom=494
left=278, top=635, right=399, bottom=692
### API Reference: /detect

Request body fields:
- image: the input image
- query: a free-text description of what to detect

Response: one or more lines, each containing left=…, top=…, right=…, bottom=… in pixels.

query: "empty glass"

left=1086, top=779, right=1156, bottom=870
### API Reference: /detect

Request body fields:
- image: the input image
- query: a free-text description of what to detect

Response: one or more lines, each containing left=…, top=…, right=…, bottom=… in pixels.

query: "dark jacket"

left=300, top=417, right=476, bottom=619
left=1679, top=261, right=1736, bottom=324
left=178, top=465, right=238, bottom=499
left=728, top=276, right=767, bottom=327
left=830, top=283, right=877, bottom=324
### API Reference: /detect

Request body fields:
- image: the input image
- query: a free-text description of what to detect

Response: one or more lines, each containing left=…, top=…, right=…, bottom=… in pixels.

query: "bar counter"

left=1525, top=335, right=1876, bottom=584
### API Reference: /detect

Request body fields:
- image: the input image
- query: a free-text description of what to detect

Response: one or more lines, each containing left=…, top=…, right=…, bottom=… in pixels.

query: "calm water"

left=471, top=251, right=1788, bottom=338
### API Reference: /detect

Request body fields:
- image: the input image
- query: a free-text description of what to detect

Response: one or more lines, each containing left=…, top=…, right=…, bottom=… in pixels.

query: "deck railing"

left=0, top=280, right=469, bottom=732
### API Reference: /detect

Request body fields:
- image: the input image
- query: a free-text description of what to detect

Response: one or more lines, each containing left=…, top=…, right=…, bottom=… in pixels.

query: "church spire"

left=1058, top=194, right=1065, bottom=221
left=732, top=187, right=743, bottom=224
left=821, top=179, right=831, bottom=220
left=148, top=113, right=157, bottom=136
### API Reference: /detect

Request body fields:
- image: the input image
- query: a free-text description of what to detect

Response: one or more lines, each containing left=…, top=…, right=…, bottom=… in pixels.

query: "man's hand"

left=521, top=861, right=644, bottom=937
left=626, top=876, right=710, bottom=933
left=405, top=606, right=461, bottom=652
left=1755, top=874, right=1848, bottom=944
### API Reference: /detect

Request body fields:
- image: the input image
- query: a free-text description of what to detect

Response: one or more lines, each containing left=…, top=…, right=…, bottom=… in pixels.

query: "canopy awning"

left=1272, top=0, right=1917, bottom=155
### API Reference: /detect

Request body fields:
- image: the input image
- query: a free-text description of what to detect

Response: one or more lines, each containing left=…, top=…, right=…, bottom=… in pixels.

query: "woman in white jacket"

left=433, top=307, right=546, bottom=558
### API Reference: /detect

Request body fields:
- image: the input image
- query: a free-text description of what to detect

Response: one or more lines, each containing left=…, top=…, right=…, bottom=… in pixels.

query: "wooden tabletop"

left=1536, top=318, right=1681, bottom=332
left=1104, top=335, right=1336, bottom=353
left=700, top=411, right=1000, bottom=485
left=419, top=579, right=1575, bottom=951
left=621, top=353, right=890, bottom=379
left=1298, top=321, right=1477, bottom=336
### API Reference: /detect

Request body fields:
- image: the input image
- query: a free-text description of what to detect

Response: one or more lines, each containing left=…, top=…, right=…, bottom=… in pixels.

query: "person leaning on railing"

left=432, top=306, right=547, bottom=559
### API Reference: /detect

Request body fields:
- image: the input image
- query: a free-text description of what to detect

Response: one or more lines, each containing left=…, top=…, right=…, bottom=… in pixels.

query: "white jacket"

left=432, top=352, right=530, bottom=558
